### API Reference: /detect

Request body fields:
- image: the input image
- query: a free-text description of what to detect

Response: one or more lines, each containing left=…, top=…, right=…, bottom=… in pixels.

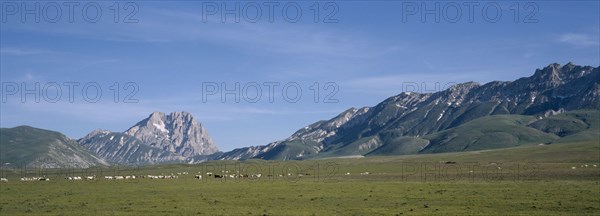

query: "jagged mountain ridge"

left=78, top=111, right=218, bottom=164
left=217, top=62, right=599, bottom=160
left=217, top=107, right=371, bottom=160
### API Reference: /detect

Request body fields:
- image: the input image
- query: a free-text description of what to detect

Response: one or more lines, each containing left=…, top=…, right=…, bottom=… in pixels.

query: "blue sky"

left=1, top=1, right=599, bottom=151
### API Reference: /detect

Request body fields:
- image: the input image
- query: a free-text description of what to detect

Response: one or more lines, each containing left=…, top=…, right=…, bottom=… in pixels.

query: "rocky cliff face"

left=79, top=111, right=218, bottom=165
left=78, top=129, right=188, bottom=164
left=124, top=111, right=217, bottom=157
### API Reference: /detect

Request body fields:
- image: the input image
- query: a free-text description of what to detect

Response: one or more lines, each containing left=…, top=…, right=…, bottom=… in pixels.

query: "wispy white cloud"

left=0, top=47, right=64, bottom=56
left=2, top=6, right=388, bottom=60
left=557, top=33, right=600, bottom=47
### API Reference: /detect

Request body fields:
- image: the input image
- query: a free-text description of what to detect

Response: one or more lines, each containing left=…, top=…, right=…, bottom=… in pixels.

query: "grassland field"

left=0, top=141, right=599, bottom=215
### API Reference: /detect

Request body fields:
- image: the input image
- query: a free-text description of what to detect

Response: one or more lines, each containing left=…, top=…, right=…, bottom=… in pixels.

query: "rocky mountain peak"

left=148, top=111, right=166, bottom=121
left=82, top=129, right=111, bottom=140
left=124, top=111, right=218, bottom=156
left=531, top=62, right=593, bottom=87
left=562, top=61, right=576, bottom=69
left=79, top=111, right=218, bottom=165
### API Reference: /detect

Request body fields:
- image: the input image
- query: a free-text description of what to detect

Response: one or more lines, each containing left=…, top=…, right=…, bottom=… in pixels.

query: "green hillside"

left=0, top=126, right=107, bottom=168
left=421, top=115, right=558, bottom=153
left=529, top=109, right=599, bottom=143
left=365, top=136, right=429, bottom=156
left=0, top=126, right=51, bottom=164
left=420, top=110, right=599, bottom=154
left=268, top=110, right=599, bottom=159
left=256, top=139, right=320, bottom=160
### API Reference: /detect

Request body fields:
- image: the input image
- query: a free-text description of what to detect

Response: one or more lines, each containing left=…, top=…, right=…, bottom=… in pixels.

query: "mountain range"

left=215, top=62, right=599, bottom=160
left=0, top=62, right=598, bottom=167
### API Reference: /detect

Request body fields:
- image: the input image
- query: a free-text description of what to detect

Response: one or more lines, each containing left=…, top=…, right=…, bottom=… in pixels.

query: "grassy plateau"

left=0, top=140, right=599, bottom=215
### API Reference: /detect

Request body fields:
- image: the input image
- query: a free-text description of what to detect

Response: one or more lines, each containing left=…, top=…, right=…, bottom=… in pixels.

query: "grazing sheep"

left=0, top=178, right=8, bottom=182
left=571, top=167, right=577, bottom=170
left=21, top=177, right=45, bottom=181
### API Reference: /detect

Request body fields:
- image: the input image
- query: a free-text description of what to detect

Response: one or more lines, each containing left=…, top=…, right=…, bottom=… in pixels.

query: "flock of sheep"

left=0, top=164, right=595, bottom=182
left=571, top=164, right=597, bottom=170
left=0, top=168, right=363, bottom=182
